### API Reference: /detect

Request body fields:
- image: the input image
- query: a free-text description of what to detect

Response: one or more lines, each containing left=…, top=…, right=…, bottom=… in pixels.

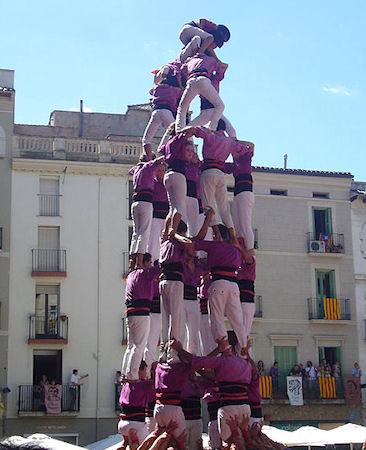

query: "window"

left=316, top=269, right=336, bottom=298
left=39, top=177, right=60, bottom=216
left=270, top=189, right=288, bottom=196
left=313, top=207, right=333, bottom=239
left=318, top=346, right=341, bottom=368
left=38, top=227, right=60, bottom=249
left=274, top=346, right=298, bottom=376
left=35, top=285, right=60, bottom=337
left=313, top=192, right=329, bottom=199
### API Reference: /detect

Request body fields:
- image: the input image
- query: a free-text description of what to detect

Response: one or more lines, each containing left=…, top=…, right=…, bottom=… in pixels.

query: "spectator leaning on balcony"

left=269, top=362, right=279, bottom=390
left=305, top=361, right=317, bottom=381
left=69, top=369, right=88, bottom=411
left=352, top=362, right=362, bottom=378
left=288, top=364, right=302, bottom=377
left=257, top=360, right=265, bottom=376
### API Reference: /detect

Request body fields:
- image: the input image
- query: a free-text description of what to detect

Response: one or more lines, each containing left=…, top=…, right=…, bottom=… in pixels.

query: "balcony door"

left=35, top=285, right=60, bottom=338
left=38, top=227, right=60, bottom=271
left=313, top=208, right=333, bottom=239
left=316, top=269, right=336, bottom=298
left=273, top=346, right=297, bottom=377
left=39, top=177, right=60, bottom=216
left=33, top=349, right=62, bottom=385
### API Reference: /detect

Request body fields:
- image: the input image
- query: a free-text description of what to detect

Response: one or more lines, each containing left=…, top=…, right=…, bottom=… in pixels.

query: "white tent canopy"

left=326, top=423, right=366, bottom=444
left=0, top=433, right=83, bottom=449
left=85, top=434, right=121, bottom=450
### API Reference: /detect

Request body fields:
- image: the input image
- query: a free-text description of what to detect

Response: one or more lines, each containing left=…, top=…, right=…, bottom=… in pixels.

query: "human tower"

left=118, top=19, right=283, bottom=450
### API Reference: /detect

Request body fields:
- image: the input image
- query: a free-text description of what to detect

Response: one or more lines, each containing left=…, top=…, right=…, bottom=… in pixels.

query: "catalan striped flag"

left=260, top=375, right=272, bottom=399
left=319, top=376, right=336, bottom=398
left=323, top=298, right=340, bottom=320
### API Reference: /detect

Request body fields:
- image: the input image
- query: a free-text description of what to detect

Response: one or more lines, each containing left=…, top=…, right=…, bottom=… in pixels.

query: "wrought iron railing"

left=28, top=314, right=68, bottom=341
left=38, top=194, right=61, bottom=216
left=307, top=232, right=345, bottom=254
left=307, top=297, right=350, bottom=320
left=18, top=384, right=80, bottom=413
left=31, top=249, right=67, bottom=273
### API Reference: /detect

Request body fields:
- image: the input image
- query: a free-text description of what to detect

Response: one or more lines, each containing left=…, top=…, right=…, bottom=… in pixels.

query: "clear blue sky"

left=1, top=0, right=365, bottom=179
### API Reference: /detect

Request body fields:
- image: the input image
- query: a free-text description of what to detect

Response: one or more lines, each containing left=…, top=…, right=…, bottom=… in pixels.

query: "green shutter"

left=325, top=208, right=333, bottom=235
left=329, top=270, right=336, bottom=297
left=274, top=346, right=297, bottom=376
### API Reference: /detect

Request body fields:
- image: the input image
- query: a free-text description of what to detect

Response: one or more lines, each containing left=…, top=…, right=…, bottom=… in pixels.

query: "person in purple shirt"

left=129, top=154, right=164, bottom=271
left=122, top=253, right=160, bottom=380
left=146, top=163, right=169, bottom=263
left=237, top=247, right=257, bottom=346
left=142, top=72, right=183, bottom=157
left=161, top=127, right=196, bottom=236
left=153, top=344, right=192, bottom=448
left=175, top=52, right=225, bottom=132
left=118, top=360, right=150, bottom=447
left=226, top=141, right=255, bottom=252
left=172, top=336, right=252, bottom=446
left=177, top=224, right=247, bottom=350
left=185, top=153, right=202, bottom=237
left=143, top=277, right=161, bottom=376
left=159, top=209, right=214, bottom=363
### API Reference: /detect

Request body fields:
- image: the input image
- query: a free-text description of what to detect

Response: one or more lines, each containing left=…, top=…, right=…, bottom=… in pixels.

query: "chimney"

left=79, top=99, right=84, bottom=138
left=283, top=153, right=288, bottom=170
left=0, top=69, right=14, bottom=89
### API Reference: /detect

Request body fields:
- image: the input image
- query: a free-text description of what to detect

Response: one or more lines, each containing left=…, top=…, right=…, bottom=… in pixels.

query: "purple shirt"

left=194, top=241, right=241, bottom=272
left=150, top=83, right=182, bottom=114
left=159, top=239, right=186, bottom=266
left=155, top=362, right=192, bottom=404
left=152, top=179, right=169, bottom=219
left=192, top=355, right=252, bottom=384
left=119, top=380, right=152, bottom=408
left=125, top=267, right=160, bottom=316
left=184, top=54, right=220, bottom=80
left=164, top=134, right=191, bottom=174
left=185, top=162, right=202, bottom=199
left=129, top=159, right=162, bottom=193
left=247, top=376, right=261, bottom=404
left=195, top=127, right=243, bottom=171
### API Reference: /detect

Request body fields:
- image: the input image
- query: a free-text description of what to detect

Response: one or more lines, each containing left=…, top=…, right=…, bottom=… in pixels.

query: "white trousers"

left=130, top=201, right=153, bottom=255
left=164, top=171, right=187, bottom=219
left=199, top=314, right=217, bottom=356
left=142, top=108, right=175, bottom=146
left=184, top=300, right=201, bottom=355
left=201, top=169, right=234, bottom=228
left=186, top=196, right=200, bottom=237
left=179, top=24, right=211, bottom=62
left=208, top=419, right=221, bottom=450
left=154, top=403, right=186, bottom=440
left=122, top=316, right=150, bottom=380
left=176, top=76, right=224, bottom=132
left=160, top=280, right=185, bottom=361
left=118, top=419, right=149, bottom=444
left=147, top=217, right=165, bottom=263
left=218, top=404, right=251, bottom=443
left=189, top=109, right=236, bottom=138
left=209, top=280, right=246, bottom=348
left=144, top=312, right=161, bottom=373
left=233, top=191, right=255, bottom=250
left=241, top=303, right=256, bottom=345
left=185, top=419, right=203, bottom=450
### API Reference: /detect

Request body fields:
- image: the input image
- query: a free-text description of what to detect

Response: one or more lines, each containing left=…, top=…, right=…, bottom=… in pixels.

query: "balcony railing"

left=268, top=375, right=347, bottom=401
left=254, top=295, right=263, bottom=318
left=307, top=232, right=345, bottom=254
left=38, top=194, right=61, bottom=216
left=28, top=314, right=68, bottom=343
left=307, top=297, right=350, bottom=320
left=31, top=249, right=67, bottom=275
left=18, top=384, right=80, bottom=413
left=122, top=317, right=128, bottom=345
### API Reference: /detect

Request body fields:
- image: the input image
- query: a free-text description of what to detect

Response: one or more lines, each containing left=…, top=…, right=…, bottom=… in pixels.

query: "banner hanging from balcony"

left=319, top=376, right=336, bottom=399
left=260, top=376, right=273, bottom=399
left=344, top=376, right=361, bottom=405
left=44, top=384, right=62, bottom=414
left=286, top=376, right=303, bottom=406
left=323, top=298, right=340, bottom=320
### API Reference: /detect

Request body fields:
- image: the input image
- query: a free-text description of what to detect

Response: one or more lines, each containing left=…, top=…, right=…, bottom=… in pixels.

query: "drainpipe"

left=95, top=177, right=101, bottom=439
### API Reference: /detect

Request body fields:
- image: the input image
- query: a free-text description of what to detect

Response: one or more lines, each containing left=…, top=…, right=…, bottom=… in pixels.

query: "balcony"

left=31, top=249, right=67, bottom=277
left=28, top=314, right=68, bottom=344
left=307, top=297, right=351, bottom=321
left=254, top=295, right=263, bottom=318
left=18, top=384, right=80, bottom=414
left=265, top=375, right=349, bottom=402
left=38, top=194, right=61, bottom=216
left=307, top=233, right=345, bottom=255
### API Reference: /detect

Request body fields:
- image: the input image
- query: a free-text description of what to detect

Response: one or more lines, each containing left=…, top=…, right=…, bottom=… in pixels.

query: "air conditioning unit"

left=309, top=240, right=326, bottom=253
